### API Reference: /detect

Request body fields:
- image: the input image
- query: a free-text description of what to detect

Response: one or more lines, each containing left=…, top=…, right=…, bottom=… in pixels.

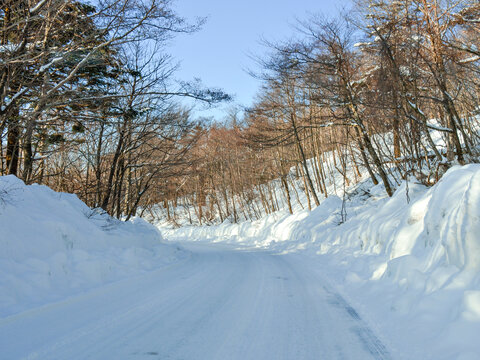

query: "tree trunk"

left=101, top=123, right=126, bottom=211
left=6, top=108, right=20, bottom=176
left=281, top=175, right=293, bottom=214
left=354, top=127, right=378, bottom=185
left=291, top=113, right=320, bottom=206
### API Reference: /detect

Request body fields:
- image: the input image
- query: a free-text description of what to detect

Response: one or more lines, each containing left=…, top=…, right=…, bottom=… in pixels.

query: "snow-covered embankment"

left=162, top=164, right=480, bottom=359
left=0, top=175, right=186, bottom=317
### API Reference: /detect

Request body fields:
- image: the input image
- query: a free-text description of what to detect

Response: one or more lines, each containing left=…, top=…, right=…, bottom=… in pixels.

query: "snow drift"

left=0, top=175, right=186, bottom=317
left=162, top=164, right=480, bottom=360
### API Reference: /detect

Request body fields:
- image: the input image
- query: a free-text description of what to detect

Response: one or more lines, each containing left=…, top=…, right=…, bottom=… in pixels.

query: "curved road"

left=0, top=243, right=392, bottom=360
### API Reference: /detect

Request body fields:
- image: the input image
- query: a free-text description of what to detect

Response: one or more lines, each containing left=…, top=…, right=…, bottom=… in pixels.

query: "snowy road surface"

left=0, top=243, right=392, bottom=360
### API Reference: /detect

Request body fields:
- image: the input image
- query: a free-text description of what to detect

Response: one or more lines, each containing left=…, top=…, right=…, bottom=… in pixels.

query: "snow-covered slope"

left=0, top=175, right=186, bottom=317
left=162, top=164, right=480, bottom=360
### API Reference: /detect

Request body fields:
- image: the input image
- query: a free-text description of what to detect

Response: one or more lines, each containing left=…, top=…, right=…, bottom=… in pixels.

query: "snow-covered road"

left=0, top=243, right=392, bottom=360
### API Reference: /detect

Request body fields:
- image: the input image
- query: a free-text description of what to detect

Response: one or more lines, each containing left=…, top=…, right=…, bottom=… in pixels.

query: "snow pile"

left=0, top=175, right=186, bottom=317
left=162, top=164, right=480, bottom=359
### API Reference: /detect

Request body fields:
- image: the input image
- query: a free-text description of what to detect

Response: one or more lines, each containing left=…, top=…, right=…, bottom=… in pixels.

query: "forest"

left=1, top=0, right=480, bottom=224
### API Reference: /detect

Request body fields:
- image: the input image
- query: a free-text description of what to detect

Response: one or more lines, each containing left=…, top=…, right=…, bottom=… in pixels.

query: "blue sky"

left=169, top=0, right=350, bottom=120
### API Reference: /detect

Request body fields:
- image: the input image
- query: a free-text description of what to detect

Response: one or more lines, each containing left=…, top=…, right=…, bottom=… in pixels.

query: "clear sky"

left=169, top=0, right=351, bottom=120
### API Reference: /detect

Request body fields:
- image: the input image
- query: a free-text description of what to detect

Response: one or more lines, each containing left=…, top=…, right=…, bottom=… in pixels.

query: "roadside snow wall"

left=0, top=175, right=185, bottom=317
left=162, top=164, right=480, bottom=360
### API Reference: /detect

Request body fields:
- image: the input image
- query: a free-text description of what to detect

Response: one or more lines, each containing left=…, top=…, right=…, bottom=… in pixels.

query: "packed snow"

left=1, top=241, right=395, bottom=360
left=1, top=164, right=480, bottom=359
left=161, top=164, right=480, bottom=360
left=0, top=175, right=392, bottom=360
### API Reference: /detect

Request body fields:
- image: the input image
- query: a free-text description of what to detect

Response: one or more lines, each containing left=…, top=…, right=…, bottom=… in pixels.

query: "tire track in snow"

left=0, top=242, right=394, bottom=360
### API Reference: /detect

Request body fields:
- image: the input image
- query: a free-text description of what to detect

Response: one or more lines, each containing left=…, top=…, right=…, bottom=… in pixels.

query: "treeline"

left=0, top=0, right=228, bottom=219
left=2, top=1, right=480, bottom=225
left=154, top=0, right=480, bottom=226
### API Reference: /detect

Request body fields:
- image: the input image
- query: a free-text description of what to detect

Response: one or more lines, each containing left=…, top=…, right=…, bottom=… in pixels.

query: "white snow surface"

left=1, top=242, right=394, bottom=360
left=2, top=164, right=480, bottom=359
left=0, top=175, right=185, bottom=317
left=0, top=175, right=394, bottom=360
left=161, top=164, right=480, bottom=360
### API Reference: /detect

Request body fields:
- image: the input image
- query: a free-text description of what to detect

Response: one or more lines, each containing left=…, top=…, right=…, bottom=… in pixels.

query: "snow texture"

left=0, top=175, right=186, bottom=317
left=0, top=242, right=393, bottom=360
left=1, top=162, right=480, bottom=359
left=162, top=164, right=480, bottom=360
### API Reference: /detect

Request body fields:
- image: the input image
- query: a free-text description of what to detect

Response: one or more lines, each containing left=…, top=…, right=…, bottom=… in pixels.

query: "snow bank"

left=0, top=175, right=186, bottom=317
left=162, top=165, right=480, bottom=359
